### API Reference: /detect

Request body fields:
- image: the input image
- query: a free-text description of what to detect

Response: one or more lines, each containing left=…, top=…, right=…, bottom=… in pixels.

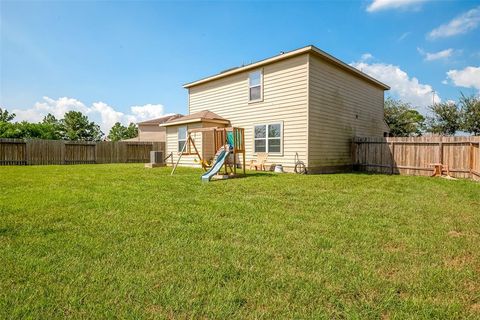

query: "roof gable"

left=183, top=45, right=390, bottom=90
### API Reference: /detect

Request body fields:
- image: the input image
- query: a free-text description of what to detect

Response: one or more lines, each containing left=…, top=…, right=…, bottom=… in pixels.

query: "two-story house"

left=161, top=45, right=390, bottom=173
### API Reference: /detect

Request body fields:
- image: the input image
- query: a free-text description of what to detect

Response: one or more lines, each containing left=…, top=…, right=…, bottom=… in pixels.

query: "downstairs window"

left=254, top=123, right=282, bottom=154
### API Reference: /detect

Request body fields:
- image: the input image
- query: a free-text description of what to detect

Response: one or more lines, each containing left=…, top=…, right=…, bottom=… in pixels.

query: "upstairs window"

left=254, top=123, right=282, bottom=154
left=249, top=70, right=262, bottom=102
left=178, top=126, right=187, bottom=152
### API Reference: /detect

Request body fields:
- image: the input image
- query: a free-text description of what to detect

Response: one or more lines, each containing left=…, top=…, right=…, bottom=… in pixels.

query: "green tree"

left=107, top=122, right=138, bottom=141
left=384, top=97, right=425, bottom=136
left=0, top=107, right=16, bottom=122
left=426, top=101, right=461, bottom=135
left=126, top=123, right=138, bottom=139
left=60, top=111, right=103, bottom=141
left=42, top=113, right=59, bottom=125
left=41, top=113, right=62, bottom=139
left=0, top=121, right=62, bottom=139
left=0, top=121, right=13, bottom=137
left=459, top=93, right=480, bottom=136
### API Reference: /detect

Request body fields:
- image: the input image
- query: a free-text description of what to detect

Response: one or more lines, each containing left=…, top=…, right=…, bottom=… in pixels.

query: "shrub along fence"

left=0, top=139, right=165, bottom=165
left=353, top=136, right=480, bottom=180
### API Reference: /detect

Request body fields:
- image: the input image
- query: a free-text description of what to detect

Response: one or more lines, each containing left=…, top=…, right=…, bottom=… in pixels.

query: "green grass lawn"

left=1, top=164, right=479, bottom=319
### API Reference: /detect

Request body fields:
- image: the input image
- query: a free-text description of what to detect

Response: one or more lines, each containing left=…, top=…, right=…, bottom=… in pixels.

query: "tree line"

left=1, top=92, right=479, bottom=140
left=0, top=109, right=138, bottom=141
left=384, top=93, right=479, bottom=136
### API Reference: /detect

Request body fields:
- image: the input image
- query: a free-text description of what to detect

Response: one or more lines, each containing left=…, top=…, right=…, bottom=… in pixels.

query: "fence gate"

left=65, top=143, right=96, bottom=164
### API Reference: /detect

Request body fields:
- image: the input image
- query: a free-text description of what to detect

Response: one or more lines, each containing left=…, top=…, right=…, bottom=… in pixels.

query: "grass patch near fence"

left=0, top=164, right=479, bottom=319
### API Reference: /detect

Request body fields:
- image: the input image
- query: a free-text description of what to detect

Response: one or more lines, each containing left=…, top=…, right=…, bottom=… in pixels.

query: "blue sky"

left=1, top=0, right=479, bottom=132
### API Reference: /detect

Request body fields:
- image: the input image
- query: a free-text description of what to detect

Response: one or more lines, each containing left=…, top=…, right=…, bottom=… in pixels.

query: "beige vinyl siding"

left=137, top=124, right=166, bottom=141
left=165, top=123, right=203, bottom=167
left=308, top=54, right=386, bottom=171
left=189, top=54, right=309, bottom=169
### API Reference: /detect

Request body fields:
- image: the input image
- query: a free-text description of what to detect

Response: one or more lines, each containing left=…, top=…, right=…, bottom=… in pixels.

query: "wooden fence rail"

left=353, top=136, right=480, bottom=180
left=0, top=139, right=165, bottom=165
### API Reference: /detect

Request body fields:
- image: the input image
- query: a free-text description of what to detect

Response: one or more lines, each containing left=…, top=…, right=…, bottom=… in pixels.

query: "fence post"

left=439, top=137, right=443, bottom=164
left=61, top=140, right=66, bottom=165
left=470, top=142, right=474, bottom=179
left=25, top=139, right=30, bottom=165
left=351, top=138, right=357, bottom=170
left=390, top=141, right=395, bottom=175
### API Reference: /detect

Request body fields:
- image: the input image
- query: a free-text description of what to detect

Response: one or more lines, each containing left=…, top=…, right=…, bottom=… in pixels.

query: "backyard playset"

left=171, top=127, right=246, bottom=182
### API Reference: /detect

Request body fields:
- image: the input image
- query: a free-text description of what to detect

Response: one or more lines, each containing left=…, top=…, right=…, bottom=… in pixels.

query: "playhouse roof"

left=160, top=110, right=230, bottom=127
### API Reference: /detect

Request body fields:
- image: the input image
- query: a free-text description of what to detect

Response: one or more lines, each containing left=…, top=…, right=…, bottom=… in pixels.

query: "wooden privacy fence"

left=353, top=136, right=480, bottom=180
left=0, top=139, right=165, bottom=165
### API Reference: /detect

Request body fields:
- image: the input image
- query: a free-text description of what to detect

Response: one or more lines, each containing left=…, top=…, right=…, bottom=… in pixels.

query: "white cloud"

left=90, top=102, right=126, bottom=132
left=130, top=104, right=167, bottom=121
left=445, top=66, right=480, bottom=91
left=351, top=61, right=440, bottom=110
left=12, top=96, right=89, bottom=123
left=417, top=48, right=454, bottom=61
left=360, top=53, right=374, bottom=61
left=10, top=97, right=172, bottom=133
left=367, top=0, right=427, bottom=12
left=428, top=6, right=480, bottom=39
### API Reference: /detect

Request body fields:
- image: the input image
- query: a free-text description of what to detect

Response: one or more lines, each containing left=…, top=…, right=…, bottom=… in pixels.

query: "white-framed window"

left=249, top=70, right=263, bottom=102
left=178, top=126, right=187, bottom=152
left=254, top=123, right=282, bottom=154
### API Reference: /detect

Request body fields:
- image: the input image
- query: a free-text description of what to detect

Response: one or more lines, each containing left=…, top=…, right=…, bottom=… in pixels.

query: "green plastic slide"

left=201, top=149, right=229, bottom=182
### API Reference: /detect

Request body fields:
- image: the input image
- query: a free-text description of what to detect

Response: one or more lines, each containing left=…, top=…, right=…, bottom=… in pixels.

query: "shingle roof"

left=137, top=114, right=183, bottom=125
left=183, top=45, right=390, bottom=90
left=161, top=110, right=230, bottom=126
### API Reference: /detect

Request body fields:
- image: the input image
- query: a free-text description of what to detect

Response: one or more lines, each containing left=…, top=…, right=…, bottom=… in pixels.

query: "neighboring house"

left=162, top=45, right=390, bottom=173
left=124, top=114, right=182, bottom=142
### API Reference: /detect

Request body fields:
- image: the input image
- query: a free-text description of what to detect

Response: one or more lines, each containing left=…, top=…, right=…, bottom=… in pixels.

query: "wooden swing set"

left=171, top=127, right=246, bottom=177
